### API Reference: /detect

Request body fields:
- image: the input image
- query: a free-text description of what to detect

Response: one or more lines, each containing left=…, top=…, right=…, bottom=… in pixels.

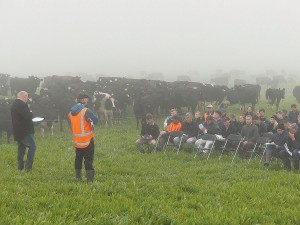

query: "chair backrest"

left=256, top=137, right=269, bottom=144
left=202, top=134, right=216, bottom=141
left=263, top=133, right=274, bottom=140
left=169, top=131, right=184, bottom=137
left=227, top=134, right=242, bottom=141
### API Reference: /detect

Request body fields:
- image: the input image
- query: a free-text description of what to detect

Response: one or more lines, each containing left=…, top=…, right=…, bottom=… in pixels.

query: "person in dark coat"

left=288, top=104, right=300, bottom=123
left=229, top=114, right=239, bottom=131
left=10, top=91, right=36, bottom=172
left=215, top=116, right=237, bottom=150
left=236, top=115, right=246, bottom=134
left=135, top=113, right=159, bottom=154
left=263, top=123, right=288, bottom=166
left=282, top=109, right=290, bottom=122
left=244, top=106, right=254, bottom=117
left=259, top=108, right=269, bottom=125
left=194, top=111, right=203, bottom=125
left=253, top=115, right=268, bottom=137
left=267, top=116, right=278, bottom=134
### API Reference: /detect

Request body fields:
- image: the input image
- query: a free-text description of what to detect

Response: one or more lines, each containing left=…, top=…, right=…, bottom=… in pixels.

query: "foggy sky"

left=1, top=0, right=300, bottom=78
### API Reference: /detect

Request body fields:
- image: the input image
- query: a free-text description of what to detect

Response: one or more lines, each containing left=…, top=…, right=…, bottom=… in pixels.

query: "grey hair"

left=246, top=115, right=252, bottom=119
left=76, top=98, right=88, bottom=104
left=185, top=112, right=193, bottom=118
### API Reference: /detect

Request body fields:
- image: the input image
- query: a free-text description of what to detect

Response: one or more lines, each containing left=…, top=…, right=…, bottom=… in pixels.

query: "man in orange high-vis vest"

left=69, top=93, right=98, bottom=183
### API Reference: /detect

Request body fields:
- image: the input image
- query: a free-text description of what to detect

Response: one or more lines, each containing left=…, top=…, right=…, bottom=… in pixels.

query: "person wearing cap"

left=11, top=91, right=36, bottom=172
left=252, top=115, right=267, bottom=137
left=259, top=108, right=269, bottom=125
left=288, top=104, right=300, bottom=123
left=232, top=115, right=259, bottom=158
left=279, top=123, right=300, bottom=170
left=195, top=115, right=220, bottom=153
left=135, top=113, right=160, bottom=154
left=263, top=123, right=288, bottom=166
left=214, top=110, right=223, bottom=129
left=157, top=114, right=181, bottom=151
left=202, top=104, right=215, bottom=122
left=173, top=112, right=198, bottom=152
left=267, top=116, right=278, bottom=134
left=69, top=93, right=98, bottom=182
left=214, top=116, right=237, bottom=150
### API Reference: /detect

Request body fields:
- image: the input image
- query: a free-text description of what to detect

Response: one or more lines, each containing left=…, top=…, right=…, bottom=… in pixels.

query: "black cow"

left=210, top=77, right=229, bottom=86
left=273, top=75, right=286, bottom=84
left=0, top=99, right=13, bottom=143
left=10, top=76, right=42, bottom=98
left=266, top=88, right=285, bottom=111
left=234, top=79, right=247, bottom=86
left=133, top=95, right=155, bottom=130
left=293, top=86, right=300, bottom=103
left=234, top=85, right=260, bottom=111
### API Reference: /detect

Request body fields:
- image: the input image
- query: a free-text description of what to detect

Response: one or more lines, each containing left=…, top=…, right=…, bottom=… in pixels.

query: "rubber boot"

left=18, top=161, right=24, bottom=171
left=293, top=159, right=299, bottom=170
left=282, top=159, right=291, bottom=171
left=264, top=150, right=273, bottom=166
left=25, top=160, right=33, bottom=172
left=86, top=170, right=95, bottom=183
left=75, top=169, right=82, bottom=181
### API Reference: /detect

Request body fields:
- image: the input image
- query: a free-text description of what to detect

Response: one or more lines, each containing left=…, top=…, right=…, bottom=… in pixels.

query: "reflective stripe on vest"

left=72, top=108, right=93, bottom=137
left=73, top=142, right=91, bottom=146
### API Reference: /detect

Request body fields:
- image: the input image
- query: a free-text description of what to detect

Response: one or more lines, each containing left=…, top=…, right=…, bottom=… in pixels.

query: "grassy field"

left=1, top=81, right=300, bottom=224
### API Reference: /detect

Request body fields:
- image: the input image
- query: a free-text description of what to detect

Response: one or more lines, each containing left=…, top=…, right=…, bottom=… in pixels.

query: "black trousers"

left=75, top=138, right=94, bottom=171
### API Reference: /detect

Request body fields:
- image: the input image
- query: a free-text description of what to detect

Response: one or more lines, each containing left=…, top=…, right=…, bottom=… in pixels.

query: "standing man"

left=69, top=93, right=98, bottom=182
left=11, top=91, right=36, bottom=172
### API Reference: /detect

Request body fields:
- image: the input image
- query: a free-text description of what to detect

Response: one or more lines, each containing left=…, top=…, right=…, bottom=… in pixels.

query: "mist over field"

left=1, top=0, right=300, bottom=80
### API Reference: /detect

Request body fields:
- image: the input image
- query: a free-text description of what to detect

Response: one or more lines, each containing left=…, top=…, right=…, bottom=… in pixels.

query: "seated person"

left=194, top=111, right=203, bottom=125
left=214, top=116, right=237, bottom=150
left=244, top=106, right=254, bottom=117
left=195, top=115, right=220, bottom=153
left=220, top=108, right=226, bottom=118
left=164, top=109, right=183, bottom=131
left=214, top=110, right=223, bottom=129
left=276, top=111, right=284, bottom=124
left=267, top=116, right=278, bottom=133
left=282, top=120, right=290, bottom=131
left=253, top=115, right=267, bottom=137
left=236, top=115, right=246, bottom=134
left=279, top=123, right=300, bottom=171
left=202, top=104, right=215, bottom=122
left=229, top=114, right=239, bottom=130
left=173, top=113, right=199, bottom=152
left=135, top=113, right=159, bottom=154
left=297, top=114, right=300, bottom=130
left=232, top=115, right=259, bottom=158
left=263, top=123, right=288, bottom=166
left=288, top=104, right=300, bottom=123
left=157, top=115, right=181, bottom=151
left=259, top=108, right=270, bottom=125
left=282, top=109, right=290, bottom=122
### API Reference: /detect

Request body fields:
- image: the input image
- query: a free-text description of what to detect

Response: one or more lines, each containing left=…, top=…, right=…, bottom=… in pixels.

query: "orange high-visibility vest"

left=167, top=122, right=181, bottom=132
left=68, top=108, right=94, bottom=148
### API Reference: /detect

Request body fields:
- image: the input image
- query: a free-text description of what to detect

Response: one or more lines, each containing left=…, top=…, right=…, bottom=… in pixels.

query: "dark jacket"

left=203, top=121, right=220, bottom=135
left=141, top=122, right=160, bottom=140
left=270, top=130, right=288, bottom=151
left=260, top=117, right=270, bottom=125
left=220, top=123, right=237, bottom=139
left=11, top=99, right=34, bottom=141
left=180, top=120, right=199, bottom=138
left=288, top=110, right=300, bottom=123
left=236, top=121, right=246, bottom=133
left=215, top=119, right=223, bottom=130
left=255, top=121, right=268, bottom=137
left=267, top=123, right=278, bottom=134
left=287, top=130, right=300, bottom=151
left=195, top=117, right=203, bottom=125
left=241, top=123, right=259, bottom=142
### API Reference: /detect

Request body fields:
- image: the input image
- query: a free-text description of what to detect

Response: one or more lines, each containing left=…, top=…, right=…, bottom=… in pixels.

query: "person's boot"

left=264, top=150, right=273, bottom=166
left=25, top=160, right=33, bottom=172
left=282, top=159, right=291, bottom=171
left=75, top=169, right=82, bottom=181
left=18, top=161, right=24, bottom=171
left=293, top=159, right=299, bottom=170
left=86, top=170, right=95, bottom=183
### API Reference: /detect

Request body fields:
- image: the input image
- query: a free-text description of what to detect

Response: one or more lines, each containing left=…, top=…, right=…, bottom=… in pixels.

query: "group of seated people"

left=135, top=104, right=300, bottom=171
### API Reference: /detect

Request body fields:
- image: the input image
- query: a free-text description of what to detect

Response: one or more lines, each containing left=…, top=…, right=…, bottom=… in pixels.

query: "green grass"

left=1, top=81, right=300, bottom=224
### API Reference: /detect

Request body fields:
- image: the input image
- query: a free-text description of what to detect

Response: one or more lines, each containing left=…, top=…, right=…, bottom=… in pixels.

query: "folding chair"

left=163, top=131, right=184, bottom=155
left=263, top=133, right=274, bottom=141
left=218, top=134, right=243, bottom=161
left=194, top=134, right=216, bottom=160
left=154, top=137, right=160, bottom=152
left=247, top=137, right=269, bottom=164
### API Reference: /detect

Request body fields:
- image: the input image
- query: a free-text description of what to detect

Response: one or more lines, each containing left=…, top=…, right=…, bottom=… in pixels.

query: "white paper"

left=32, top=117, right=44, bottom=122
left=215, top=135, right=223, bottom=140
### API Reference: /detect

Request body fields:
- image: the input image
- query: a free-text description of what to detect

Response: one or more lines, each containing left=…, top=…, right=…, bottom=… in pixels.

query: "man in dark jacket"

left=236, top=115, right=246, bottom=134
left=253, top=115, right=267, bottom=137
left=279, top=123, right=300, bottom=170
left=288, top=104, right=300, bottom=123
left=259, top=109, right=269, bottom=124
left=215, top=116, right=237, bottom=150
left=173, top=112, right=198, bottom=152
left=11, top=91, right=36, bottom=172
left=263, top=123, right=288, bottom=166
left=195, top=115, right=220, bottom=152
left=194, top=111, right=203, bottom=125
left=135, top=113, right=159, bottom=154
left=232, top=115, right=259, bottom=158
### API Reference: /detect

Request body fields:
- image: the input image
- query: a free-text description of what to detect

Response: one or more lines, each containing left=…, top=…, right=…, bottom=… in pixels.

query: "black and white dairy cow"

left=93, top=92, right=116, bottom=126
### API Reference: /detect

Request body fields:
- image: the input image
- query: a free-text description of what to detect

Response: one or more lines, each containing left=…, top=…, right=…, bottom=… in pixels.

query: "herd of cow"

left=0, top=73, right=300, bottom=144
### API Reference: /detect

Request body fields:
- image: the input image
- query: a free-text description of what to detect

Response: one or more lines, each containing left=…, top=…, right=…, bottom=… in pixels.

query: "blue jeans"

left=17, top=134, right=37, bottom=161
